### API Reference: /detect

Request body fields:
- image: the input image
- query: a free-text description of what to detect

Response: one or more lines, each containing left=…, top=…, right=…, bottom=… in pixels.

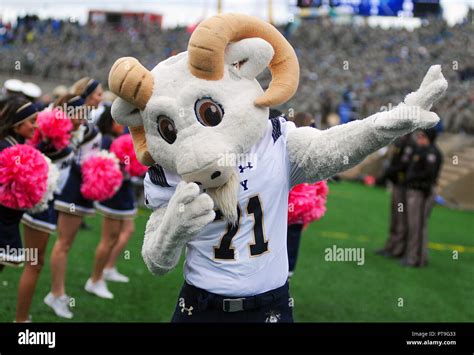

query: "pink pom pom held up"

left=288, top=181, right=329, bottom=226
left=110, top=134, right=148, bottom=177
left=29, top=109, right=73, bottom=151
left=80, top=152, right=123, bottom=201
left=0, top=144, right=49, bottom=209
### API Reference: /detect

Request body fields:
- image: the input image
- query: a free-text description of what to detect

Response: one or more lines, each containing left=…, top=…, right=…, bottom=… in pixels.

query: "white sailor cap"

left=22, top=82, right=42, bottom=99
left=4, top=79, right=24, bottom=93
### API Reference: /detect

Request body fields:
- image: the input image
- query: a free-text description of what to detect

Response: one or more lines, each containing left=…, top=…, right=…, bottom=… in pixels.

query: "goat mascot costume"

left=108, top=14, right=447, bottom=322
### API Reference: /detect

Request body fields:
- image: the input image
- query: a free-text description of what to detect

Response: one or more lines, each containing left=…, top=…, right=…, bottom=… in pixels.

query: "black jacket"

left=406, top=144, right=443, bottom=195
left=385, top=136, right=415, bottom=186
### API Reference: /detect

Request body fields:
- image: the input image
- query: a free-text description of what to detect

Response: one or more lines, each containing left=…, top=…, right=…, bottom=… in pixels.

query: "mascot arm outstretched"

left=142, top=181, right=215, bottom=275
left=287, top=65, right=447, bottom=186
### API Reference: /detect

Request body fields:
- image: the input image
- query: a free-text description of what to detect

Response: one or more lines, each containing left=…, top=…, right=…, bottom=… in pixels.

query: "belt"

left=183, top=282, right=289, bottom=313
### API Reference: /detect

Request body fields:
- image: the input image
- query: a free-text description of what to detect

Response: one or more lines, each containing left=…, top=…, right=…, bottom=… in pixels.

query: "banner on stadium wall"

left=88, top=10, right=163, bottom=28
left=297, top=0, right=440, bottom=17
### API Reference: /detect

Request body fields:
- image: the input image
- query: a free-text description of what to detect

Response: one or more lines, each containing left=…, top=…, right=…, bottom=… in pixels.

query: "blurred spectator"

left=291, top=111, right=315, bottom=128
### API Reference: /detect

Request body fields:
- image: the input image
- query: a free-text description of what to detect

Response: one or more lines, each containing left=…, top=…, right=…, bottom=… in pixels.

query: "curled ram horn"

left=128, top=126, right=155, bottom=166
left=108, top=57, right=154, bottom=110
left=188, top=13, right=300, bottom=107
left=108, top=57, right=155, bottom=165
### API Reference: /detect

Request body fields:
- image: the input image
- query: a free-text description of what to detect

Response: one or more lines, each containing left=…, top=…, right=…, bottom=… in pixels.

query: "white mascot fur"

left=108, top=14, right=447, bottom=322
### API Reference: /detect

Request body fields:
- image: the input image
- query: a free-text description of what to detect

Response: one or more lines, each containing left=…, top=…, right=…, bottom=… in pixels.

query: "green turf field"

left=1, top=181, right=473, bottom=322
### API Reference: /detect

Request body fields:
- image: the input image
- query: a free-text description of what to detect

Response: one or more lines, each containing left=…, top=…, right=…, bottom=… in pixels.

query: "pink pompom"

left=0, top=144, right=48, bottom=209
left=110, top=134, right=148, bottom=177
left=80, top=152, right=123, bottom=201
left=364, top=175, right=376, bottom=186
left=29, top=109, right=73, bottom=151
left=288, top=181, right=329, bottom=225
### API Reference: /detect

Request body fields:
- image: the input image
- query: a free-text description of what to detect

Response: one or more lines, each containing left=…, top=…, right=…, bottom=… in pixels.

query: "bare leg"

left=50, top=212, right=83, bottom=296
left=91, top=216, right=121, bottom=282
left=105, top=219, right=135, bottom=269
left=16, top=225, right=50, bottom=322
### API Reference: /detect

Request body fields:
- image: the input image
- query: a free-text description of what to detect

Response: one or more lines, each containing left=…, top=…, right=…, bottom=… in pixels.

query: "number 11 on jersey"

left=213, top=195, right=269, bottom=260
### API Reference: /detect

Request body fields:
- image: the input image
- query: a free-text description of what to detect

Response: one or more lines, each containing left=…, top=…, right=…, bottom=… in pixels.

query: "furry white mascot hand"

left=142, top=181, right=215, bottom=274
left=288, top=65, right=447, bottom=184
left=107, top=14, right=447, bottom=304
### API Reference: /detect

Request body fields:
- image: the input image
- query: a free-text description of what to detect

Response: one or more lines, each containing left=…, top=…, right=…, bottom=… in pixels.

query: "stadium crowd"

left=0, top=13, right=473, bottom=133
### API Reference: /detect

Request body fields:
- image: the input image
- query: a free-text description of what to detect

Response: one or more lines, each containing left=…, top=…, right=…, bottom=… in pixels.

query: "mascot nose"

left=181, top=164, right=233, bottom=189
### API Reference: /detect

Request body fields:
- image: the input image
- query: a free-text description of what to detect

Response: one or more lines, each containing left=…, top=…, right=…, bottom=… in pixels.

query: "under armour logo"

left=239, top=162, right=253, bottom=173
left=93, top=142, right=100, bottom=149
left=179, top=297, right=193, bottom=316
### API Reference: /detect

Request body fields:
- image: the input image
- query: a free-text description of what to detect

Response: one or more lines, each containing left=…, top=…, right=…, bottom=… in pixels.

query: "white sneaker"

left=44, top=293, right=73, bottom=319
left=14, top=315, right=32, bottom=323
left=84, top=278, right=114, bottom=299
left=103, top=267, right=129, bottom=283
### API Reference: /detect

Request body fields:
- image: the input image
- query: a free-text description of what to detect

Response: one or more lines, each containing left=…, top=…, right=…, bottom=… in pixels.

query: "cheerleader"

left=0, top=97, right=38, bottom=271
left=45, top=94, right=102, bottom=319
left=15, top=95, right=80, bottom=322
left=72, top=78, right=103, bottom=229
left=84, top=108, right=136, bottom=299
left=71, top=77, right=103, bottom=108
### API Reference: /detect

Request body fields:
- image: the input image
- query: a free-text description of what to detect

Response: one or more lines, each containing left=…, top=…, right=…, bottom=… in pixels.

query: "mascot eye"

left=194, top=98, right=224, bottom=127
left=157, top=115, right=177, bottom=144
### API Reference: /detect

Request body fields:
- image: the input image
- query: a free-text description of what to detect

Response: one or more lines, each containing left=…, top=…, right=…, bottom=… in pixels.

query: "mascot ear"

left=110, top=98, right=154, bottom=166
left=225, top=38, right=274, bottom=80
left=111, top=97, right=142, bottom=126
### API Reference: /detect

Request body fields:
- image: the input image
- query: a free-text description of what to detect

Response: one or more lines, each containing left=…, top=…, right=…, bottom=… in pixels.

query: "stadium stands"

left=0, top=14, right=472, bottom=134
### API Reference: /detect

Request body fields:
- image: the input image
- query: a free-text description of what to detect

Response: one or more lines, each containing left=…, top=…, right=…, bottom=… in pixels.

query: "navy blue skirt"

left=95, top=180, right=136, bottom=220
left=22, top=196, right=58, bottom=234
left=54, top=164, right=95, bottom=216
left=0, top=205, right=24, bottom=266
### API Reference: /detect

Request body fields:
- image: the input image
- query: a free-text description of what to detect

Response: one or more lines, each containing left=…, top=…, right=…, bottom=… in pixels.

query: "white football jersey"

left=144, top=117, right=296, bottom=296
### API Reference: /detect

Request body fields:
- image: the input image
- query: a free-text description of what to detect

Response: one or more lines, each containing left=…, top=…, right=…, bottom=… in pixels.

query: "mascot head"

left=108, top=13, right=299, bottom=222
